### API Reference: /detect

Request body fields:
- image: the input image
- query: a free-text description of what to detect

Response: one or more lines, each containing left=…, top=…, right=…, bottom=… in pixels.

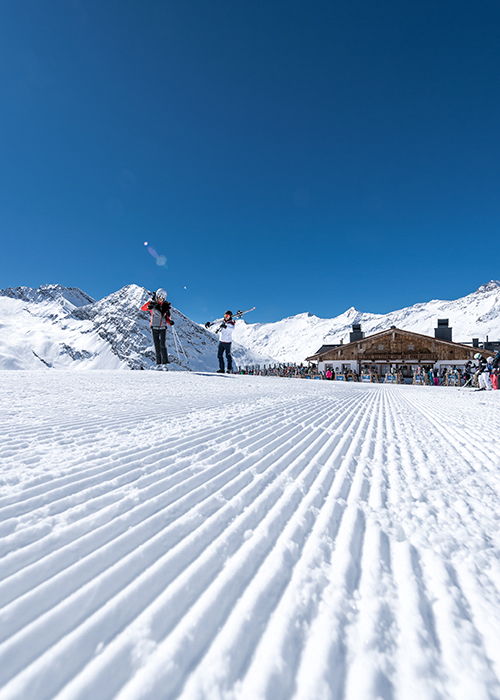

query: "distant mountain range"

left=1, top=281, right=499, bottom=369
left=232, top=280, right=500, bottom=363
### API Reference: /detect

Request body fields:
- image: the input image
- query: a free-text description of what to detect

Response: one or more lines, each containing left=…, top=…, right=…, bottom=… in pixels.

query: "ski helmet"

left=156, top=288, right=167, bottom=300
left=487, top=357, right=494, bottom=363
left=474, top=353, right=482, bottom=360
left=225, top=310, right=233, bottom=317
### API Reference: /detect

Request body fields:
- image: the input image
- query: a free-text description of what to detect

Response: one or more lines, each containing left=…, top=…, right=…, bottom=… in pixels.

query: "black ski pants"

left=218, top=341, right=233, bottom=372
left=152, top=328, right=168, bottom=364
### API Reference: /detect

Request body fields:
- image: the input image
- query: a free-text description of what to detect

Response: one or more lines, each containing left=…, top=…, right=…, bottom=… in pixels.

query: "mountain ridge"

left=0, top=284, right=273, bottom=371
left=1, top=281, right=499, bottom=369
left=232, top=281, right=500, bottom=363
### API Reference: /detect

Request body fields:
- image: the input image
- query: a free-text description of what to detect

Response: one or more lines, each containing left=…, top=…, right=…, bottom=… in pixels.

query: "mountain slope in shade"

left=233, top=281, right=500, bottom=363
left=0, top=284, right=273, bottom=371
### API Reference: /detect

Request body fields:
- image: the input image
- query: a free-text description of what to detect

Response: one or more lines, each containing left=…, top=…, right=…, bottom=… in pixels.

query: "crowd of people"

left=321, top=357, right=500, bottom=389
left=383, top=356, right=500, bottom=389
left=239, top=364, right=318, bottom=378
left=237, top=356, right=500, bottom=389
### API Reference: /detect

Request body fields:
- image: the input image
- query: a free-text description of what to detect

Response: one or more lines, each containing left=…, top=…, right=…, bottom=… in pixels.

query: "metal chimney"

left=434, top=319, right=452, bottom=342
left=349, top=323, right=364, bottom=343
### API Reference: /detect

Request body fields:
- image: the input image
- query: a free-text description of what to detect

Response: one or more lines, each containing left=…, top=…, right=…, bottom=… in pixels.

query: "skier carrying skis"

left=141, top=288, right=174, bottom=368
left=204, top=307, right=254, bottom=373
left=217, top=310, right=235, bottom=373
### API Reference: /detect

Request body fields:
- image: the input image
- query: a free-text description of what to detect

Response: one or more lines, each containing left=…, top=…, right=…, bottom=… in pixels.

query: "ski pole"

left=172, top=326, right=189, bottom=366
left=171, top=328, right=183, bottom=365
left=171, top=325, right=180, bottom=361
left=460, top=375, right=474, bottom=390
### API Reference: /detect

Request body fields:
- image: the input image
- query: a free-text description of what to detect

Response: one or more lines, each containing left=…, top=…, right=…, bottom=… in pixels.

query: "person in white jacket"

left=474, top=352, right=492, bottom=390
left=217, top=310, right=235, bottom=373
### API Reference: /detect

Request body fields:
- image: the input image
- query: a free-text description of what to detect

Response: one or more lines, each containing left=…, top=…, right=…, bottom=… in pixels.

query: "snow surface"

left=1, top=371, right=500, bottom=700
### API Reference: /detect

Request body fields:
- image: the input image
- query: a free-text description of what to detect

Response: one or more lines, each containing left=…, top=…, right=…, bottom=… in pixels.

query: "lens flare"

left=144, top=241, right=167, bottom=267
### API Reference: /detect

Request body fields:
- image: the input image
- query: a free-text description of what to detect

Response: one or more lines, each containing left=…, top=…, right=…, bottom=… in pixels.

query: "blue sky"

left=1, top=0, right=499, bottom=323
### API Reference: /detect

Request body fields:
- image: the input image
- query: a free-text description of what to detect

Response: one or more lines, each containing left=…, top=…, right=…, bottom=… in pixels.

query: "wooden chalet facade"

left=306, top=327, right=477, bottom=376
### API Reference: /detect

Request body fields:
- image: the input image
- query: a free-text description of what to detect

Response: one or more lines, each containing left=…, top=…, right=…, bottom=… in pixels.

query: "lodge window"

left=408, top=344, right=414, bottom=350
left=378, top=345, right=383, bottom=350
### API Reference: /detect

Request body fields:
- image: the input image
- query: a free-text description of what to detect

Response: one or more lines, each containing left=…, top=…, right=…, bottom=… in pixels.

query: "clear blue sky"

left=1, top=1, right=499, bottom=323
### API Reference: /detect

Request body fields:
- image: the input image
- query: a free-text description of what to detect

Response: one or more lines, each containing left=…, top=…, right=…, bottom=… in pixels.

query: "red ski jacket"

left=141, top=300, right=173, bottom=328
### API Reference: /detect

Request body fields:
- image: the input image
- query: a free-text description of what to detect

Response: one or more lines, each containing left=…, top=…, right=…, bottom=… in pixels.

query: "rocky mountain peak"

left=474, top=280, right=500, bottom=295
left=0, top=284, right=95, bottom=309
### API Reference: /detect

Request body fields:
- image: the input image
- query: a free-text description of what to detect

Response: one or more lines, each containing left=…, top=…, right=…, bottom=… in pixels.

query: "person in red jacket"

left=141, top=288, right=173, bottom=367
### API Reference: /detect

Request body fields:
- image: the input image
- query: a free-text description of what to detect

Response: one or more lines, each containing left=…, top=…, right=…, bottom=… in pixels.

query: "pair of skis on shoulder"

left=204, top=307, right=255, bottom=333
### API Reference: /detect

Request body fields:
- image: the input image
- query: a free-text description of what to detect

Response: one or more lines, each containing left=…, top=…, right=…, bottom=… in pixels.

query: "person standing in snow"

left=492, top=351, right=500, bottom=390
left=141, top=288, right=174, bottom=368
left=217, top=310, right=235, bottom=373
left=463, top=361, right=472, bottom=386
left=474, top=353, right=492, bottom=391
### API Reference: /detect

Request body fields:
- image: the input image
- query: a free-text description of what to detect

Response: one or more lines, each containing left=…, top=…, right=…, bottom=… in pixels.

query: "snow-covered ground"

left=1, top=371, right=500, bottom=700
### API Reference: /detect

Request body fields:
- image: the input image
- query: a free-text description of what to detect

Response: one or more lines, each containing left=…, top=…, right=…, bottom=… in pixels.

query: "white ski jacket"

left=219, top=320, right=235, bottom=343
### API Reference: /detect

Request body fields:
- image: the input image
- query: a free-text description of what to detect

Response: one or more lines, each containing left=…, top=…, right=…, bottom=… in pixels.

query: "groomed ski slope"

left=0, top=371, right=500, bottom=700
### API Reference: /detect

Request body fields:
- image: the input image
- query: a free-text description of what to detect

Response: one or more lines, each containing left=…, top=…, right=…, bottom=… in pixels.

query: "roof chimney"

left=349, top=323, right=364, bottom=343
left=434, top=319, right=452, bottom=342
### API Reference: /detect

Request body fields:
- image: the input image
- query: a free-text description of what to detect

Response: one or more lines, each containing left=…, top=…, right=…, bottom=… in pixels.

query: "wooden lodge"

left=306, top=327, right=479, bottom=379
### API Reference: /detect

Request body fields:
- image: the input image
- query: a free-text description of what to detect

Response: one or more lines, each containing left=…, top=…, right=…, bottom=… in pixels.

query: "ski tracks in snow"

left=0, top=371, right=499, bottom=700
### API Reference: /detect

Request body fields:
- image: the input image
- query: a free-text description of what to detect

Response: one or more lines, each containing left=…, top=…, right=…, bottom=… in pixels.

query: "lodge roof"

left=312, top=344, right=342, bottom=355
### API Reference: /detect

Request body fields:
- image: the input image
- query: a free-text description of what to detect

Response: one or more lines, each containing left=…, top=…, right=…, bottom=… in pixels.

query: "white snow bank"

left=0, top=372, right=499, bottom=700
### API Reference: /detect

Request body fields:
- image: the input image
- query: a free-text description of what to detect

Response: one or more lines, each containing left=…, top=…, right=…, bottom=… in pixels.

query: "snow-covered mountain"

left=0, top=284, right=95, bottom=310
left=1, top=281, right=499, bottom=370
left=0, top=284, right=273, bottom=371
left=233, top=281, right=500, bottom=363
